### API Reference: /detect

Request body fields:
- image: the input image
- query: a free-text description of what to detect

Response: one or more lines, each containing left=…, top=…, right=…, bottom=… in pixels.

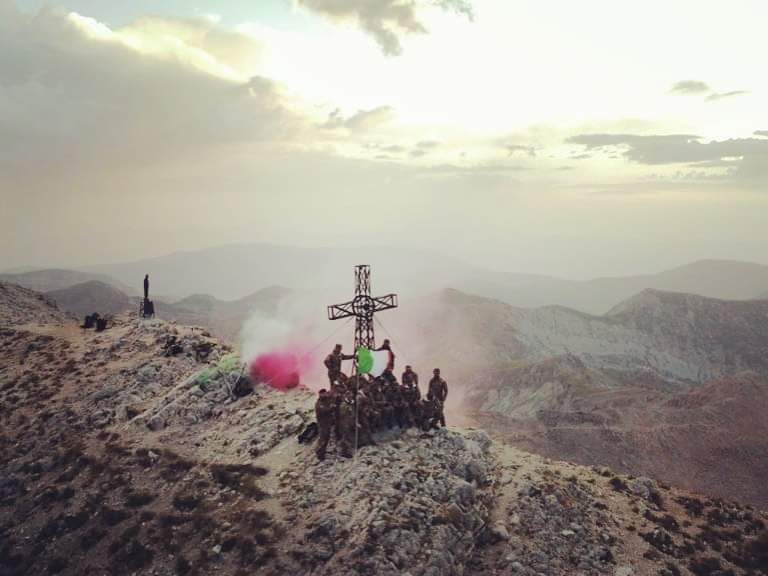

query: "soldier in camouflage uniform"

left=427, top=368, right=448, bottom=428
left=374, top=378, right=390, bottom=431
left=336, top=389, right=356, bottom=458
left=314, top=389, right=336, bottom=461
left=401, top=365, right=420, bottom=427
left=355, top=390, right=377, bottom=447
left=324, top=344, right=354, bottom=387
left=383, top=378, right=407, bottom=428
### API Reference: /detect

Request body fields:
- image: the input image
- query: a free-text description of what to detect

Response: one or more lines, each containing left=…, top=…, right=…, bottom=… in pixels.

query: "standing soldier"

left=356, top=390, right=377, bottom=447
left=143, top=274, right=150, bottom=301
left=368, top=378, right=387, bottom=431
left=402, top=365, right=419, bottom=389
left=336, top=389, right=356, bottom=458
left=324, top=344, right=354, bottom=387
left=427, top=368, right=448, bottom=427
left=384, top=379, right=407, bottom=428
left=401, top=365, right=421, bottom=427
left=314, top=389, right=336, bottom=461
left=377, top=339, right=395, bottom=369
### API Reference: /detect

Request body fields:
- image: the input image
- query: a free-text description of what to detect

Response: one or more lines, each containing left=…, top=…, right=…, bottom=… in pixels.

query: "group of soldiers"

left=314, top=341, right=449, bottom=461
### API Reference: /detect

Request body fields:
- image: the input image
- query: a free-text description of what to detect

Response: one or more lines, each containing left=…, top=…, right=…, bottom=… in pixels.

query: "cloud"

left=416, top=140, right=440, bottom=149
left=505, top=144, right=536, bottom=157
left=325, top=105, right=395, bottom=132
left=706, top=90, right=749, bottom=101
left=568, top=133, right=768, bottom=184
left=297, top=0, right=473, bottom=55
left=755, top=131, right=768, bottom=138
left=0, top=7, right=300, bottom=179
left=669, top=80, right=748, bottom=102
left=670, top=80, right=710, bottom=94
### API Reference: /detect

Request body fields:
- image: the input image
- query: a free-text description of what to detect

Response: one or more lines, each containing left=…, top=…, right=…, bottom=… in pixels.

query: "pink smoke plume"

left=248, top=347, right=316, bottom=391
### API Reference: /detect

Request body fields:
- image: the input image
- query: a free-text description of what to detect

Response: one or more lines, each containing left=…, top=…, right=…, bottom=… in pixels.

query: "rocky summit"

left=1, top=282, right=767, bottom=576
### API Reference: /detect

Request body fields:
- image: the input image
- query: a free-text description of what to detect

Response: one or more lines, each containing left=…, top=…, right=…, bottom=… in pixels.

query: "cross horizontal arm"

left=372, top=294, right=398, bottom=313
left=328, top=301, right=355, bottom=321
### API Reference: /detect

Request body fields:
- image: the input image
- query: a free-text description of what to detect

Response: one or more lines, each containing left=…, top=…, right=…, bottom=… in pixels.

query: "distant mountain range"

left=5, top=244, right=768, bottom=314
left=78, top=244, right=768, bottom=314
left=0, top=268, right=135, bottom=295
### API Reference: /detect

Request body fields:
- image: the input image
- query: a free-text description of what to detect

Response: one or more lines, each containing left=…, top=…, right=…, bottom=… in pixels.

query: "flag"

left=356, top=346, right=391, bottom=377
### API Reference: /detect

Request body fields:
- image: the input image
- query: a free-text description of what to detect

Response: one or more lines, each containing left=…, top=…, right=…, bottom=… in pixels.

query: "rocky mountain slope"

left=1, top=285, right=766, bottom=575
left=0, top=282, right=72, bottom=326
left=46, top=280, right=136, bottom=318
left=421, top=288, right=768, bottom=384
left=409, top=289, right=768, bottom=509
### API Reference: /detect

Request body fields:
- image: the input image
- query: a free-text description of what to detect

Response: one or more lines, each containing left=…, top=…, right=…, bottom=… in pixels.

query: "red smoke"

left=249, top=348, right=314, bottom=391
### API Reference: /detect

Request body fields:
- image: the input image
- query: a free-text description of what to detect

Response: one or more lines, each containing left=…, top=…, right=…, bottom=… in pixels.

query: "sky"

left=2, top=0, right=767, bottom=279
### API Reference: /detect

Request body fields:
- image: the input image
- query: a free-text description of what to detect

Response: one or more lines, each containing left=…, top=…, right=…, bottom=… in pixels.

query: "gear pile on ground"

left=0, top=283, right=766, bottom=576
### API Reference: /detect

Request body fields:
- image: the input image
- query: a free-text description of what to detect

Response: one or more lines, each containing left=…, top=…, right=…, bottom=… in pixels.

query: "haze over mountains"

left=6, top=243, right=768, bottom=314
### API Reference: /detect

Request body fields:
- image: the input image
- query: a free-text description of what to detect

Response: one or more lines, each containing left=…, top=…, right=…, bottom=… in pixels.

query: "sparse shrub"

left=644, top=510, right=680, bottom=532
left=101, top=505, right=131, bottom=526
left=125, top=491, right=155, bottom=508
left=160, top=453, right=195, bottom=481
left=688, top=557, right=725, bottom=576
left=210, top=463, right=269, bottom=499
left=112, top=540, right=154, bottom=573
left=47, top=556, right=68, bottom=574
left=609, top=477, right=628, bottom=492
left=80, top=526, right=107, bottom=550
left=175, top=556, right=191, bottom=575
left=172, top=493, right=201, bottom=512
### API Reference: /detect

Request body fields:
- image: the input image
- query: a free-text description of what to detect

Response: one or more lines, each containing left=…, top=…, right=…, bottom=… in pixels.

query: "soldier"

left=324, top=344, right=354, bottom=387
left=367, top=377, right=387, bottom=431
left=402, top=365, right=418, bottom=388
left=143, top=274, right=150, bottom=301
left=427, top=368, right=448, bottom=427
left=418, top=397, right=440, bottom=431
left=355, top=390, right=377, bottom=447
left=314, top=389, right=336, bottom=461
left=336, top=389, right=356, bottom=458
left=383, top=378, right=407, bottom=428
left=401, top=366, right=421, bottom=427
left=376, top=339, right=395, bottom=371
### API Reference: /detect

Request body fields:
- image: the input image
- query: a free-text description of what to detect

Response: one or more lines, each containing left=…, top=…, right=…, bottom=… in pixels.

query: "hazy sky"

left=2, top=0, right=767, bottom=278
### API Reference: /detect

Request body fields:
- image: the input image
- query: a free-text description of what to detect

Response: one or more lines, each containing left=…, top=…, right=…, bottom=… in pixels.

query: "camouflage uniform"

left=324, top=346, right=354, bottom=387
left=336, top=393, right=356, bottom=458
left=355, top=392, right=376, bottom=447
left=384, top=380, right=407, bottom=428
left=427, top=373, right=448, bottom=428
left=367, top=379, right=387, bottom=431
left=418, top=398, right=439, bottom=431
left=314, top=390, right=336, bottom=461
left=401, top=367, right=420, bottom=427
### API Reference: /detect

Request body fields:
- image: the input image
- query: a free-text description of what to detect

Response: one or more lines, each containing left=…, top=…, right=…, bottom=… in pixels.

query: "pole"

left=353, top=355, right=359, bottom=461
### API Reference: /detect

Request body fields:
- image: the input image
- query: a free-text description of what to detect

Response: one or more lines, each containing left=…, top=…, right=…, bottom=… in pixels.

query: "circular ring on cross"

left=352, top=295, right=375, bottom=318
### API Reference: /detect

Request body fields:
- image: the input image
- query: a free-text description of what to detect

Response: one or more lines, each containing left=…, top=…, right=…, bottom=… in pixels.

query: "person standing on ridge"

left=314, top=389, right=336, bottom=461
left=427, top=368, right=448, bottom=427
left=143, top=274, right=150, bottom=301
